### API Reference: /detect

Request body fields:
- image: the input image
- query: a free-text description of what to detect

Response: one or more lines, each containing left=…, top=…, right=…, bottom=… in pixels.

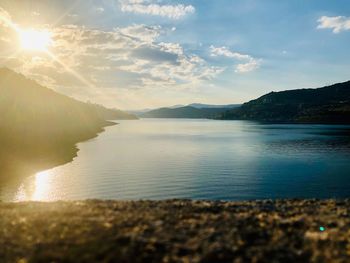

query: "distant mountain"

left=189, top=103, right=241, bottom=109
left=88, top=103, right=137, bottom=120
left=169, top=104, right=185, bottom=109
left=220, top=81, right=350, bottom=124
left=129, top=105, right=186, bottom=115
left=0, top=68, right=136, bottom=179
left=139, top=103, right=240, bottom=119
left=141, top=106, right=238, bottom=119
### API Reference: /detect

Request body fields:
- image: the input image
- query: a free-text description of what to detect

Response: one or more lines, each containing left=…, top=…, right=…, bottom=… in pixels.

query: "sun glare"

left=19, top=29, right=52, bottom=52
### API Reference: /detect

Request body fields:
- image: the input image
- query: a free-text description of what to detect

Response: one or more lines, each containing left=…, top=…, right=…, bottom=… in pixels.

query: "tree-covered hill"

left=0, top=68, right=136, bottom=179
left=220, top=81, right=350, bottom=124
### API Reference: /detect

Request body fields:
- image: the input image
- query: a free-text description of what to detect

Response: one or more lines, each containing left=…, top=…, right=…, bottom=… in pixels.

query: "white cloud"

left=235, top=60, right=260, bottom=73
left=31, top=11, right=40, bottom=17
left=95, top=7, right=105, bottom=14
left=0, top=6, right=224, bottom=108
left=52, top=24, right=222, bottom=87
left=0, top=10, right=221, bottom=107
left=118, top=24, right=161, bottom=43
left=159, top=42, right=183, bottom=55
left=210, top=45, right=261, bottom=73
left=317, top=16, right=350, bottom=33
left=119, top=0, right=195, bottom=19
left=210, top=46, right=251, bottom=60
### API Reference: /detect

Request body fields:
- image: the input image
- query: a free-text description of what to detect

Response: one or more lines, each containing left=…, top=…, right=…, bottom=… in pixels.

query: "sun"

left=19, top=29, right=52, bottom=52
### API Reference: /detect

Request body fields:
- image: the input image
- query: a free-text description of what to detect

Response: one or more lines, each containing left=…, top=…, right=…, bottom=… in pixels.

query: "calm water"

left=1, top=119, right=350, bottom=202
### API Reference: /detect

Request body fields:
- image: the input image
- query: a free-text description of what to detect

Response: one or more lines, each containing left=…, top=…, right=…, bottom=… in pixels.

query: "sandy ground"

left=0, top=199, right=349, bottom=262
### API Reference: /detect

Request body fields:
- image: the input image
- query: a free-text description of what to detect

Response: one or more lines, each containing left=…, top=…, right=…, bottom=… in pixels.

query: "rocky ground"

left=0, top=199, right=349, bottom=263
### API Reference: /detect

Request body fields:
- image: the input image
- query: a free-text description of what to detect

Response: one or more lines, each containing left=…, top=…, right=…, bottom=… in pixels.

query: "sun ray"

left=0, top=13, right=21, bottom=33
left=51, top=0, right=81, bottom=28
left=45, top=51, right=95, bottom=89
left=0, top=16, right=24, bottom=63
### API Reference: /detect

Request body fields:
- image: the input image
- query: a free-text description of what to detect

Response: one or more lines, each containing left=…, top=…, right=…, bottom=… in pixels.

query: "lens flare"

left=19, top=29, right=52, bottom=51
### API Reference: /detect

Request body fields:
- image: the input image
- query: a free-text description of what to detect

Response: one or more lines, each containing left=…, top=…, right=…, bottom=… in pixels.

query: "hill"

left=189, top=103, right=240, bottom=109
left=220, top=81, right=350, bottom=124
left=141, top=105, right=240, bottom=119
left=0, top=68, right=136, bottom=180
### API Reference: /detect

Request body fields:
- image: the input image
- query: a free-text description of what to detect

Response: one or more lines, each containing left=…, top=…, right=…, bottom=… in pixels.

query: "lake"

left=1, top=119, right=350, bottom=202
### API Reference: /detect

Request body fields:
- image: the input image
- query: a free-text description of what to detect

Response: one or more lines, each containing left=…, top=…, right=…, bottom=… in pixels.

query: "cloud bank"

left=0, top=6, right=221, bottom=108
left=317, top=16, right=350, bottom=33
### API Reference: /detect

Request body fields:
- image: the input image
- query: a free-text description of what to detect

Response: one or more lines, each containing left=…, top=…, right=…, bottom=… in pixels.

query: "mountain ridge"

left=140, top=105, right=241, bottom=119
left=188, top=103, right=241, bottom=109
left=220, top=80, right=350, bottom=124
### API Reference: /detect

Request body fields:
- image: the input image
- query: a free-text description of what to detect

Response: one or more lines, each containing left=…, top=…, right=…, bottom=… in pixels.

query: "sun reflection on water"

left=13, top=170, right=55, bottom=202
left=32, top=170, right=54, bottom=201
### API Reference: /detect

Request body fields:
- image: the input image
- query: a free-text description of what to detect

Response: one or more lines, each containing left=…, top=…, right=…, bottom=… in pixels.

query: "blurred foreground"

left=1, top=199, right=349, bottom=262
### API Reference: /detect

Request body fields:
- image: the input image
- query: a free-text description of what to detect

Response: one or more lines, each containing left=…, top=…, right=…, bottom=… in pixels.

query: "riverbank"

left=1, top=199, right=349, bottom=262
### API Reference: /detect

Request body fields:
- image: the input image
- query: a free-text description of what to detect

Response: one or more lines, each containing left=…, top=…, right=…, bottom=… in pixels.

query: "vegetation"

left=0, top=68, right=136, bottom=180
left=220, top=80, right=350, bottom=124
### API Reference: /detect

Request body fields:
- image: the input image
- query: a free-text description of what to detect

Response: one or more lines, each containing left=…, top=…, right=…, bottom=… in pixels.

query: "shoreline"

left=1, top=199, right=349, bottom=262
left=0, top=121, right=117, bottom=184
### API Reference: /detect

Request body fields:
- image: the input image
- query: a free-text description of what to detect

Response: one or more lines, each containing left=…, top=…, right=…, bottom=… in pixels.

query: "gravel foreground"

left=0, top=199, right=349, bottom=263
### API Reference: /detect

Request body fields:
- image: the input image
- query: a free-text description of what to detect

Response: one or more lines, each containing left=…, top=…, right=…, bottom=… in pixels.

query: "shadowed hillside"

left=220, top=81, right=350, bottom=124
left=0, top=68, right=136, bottom=180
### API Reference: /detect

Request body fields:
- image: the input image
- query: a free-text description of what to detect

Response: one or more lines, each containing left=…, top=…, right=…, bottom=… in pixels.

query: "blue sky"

left=0, top=0, right=349, bottom=109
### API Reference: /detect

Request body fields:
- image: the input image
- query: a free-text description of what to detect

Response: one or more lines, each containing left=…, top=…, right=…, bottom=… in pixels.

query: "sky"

left=0, top=0, right=349, bottom=110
